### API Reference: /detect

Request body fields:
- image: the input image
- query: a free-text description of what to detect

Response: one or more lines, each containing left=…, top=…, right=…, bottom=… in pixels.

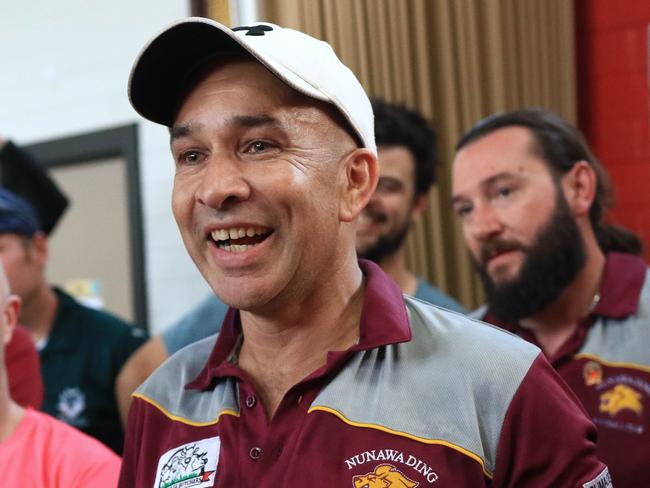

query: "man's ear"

left=410, top=194, right=429, bottom=221
left=29, top=232, right=49, bottom=267
left=2, top=295, right=21, bottom=346
left=561, top=161, right=597, bottom=217
left=339, top=149, right=378, bottom=222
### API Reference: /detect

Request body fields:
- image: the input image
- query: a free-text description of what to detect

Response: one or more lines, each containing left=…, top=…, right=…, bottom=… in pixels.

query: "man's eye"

left=245, top=140, right=274, bottom=154
left=490, top=186, right=515, bottom=201
left=455, top=203, right=472, bottom=218
left=179, top=151, right=203, bottom=165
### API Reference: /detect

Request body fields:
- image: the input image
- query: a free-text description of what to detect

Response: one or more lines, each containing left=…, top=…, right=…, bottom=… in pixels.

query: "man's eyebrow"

left=483, top=172, right=519, bottom=187
left=231, top=114, right=279, bottom=128
left=450, top=172, right=518, bottom=205
left=169, top=124, right=195, bottom=143
left=169, top=115, right=280, bottom=144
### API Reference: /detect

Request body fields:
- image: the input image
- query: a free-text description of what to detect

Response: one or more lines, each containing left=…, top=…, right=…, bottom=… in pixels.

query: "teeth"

left=221, top=244, right=253, bottom=253
left=210, top=227, right=270, bottom=254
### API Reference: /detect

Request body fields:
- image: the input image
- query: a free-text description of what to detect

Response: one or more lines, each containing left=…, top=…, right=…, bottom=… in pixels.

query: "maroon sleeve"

left=118, top=396, right=146, bottom=488
left=6, top=325, right=43, bottom=409
left=493, top=353, right=612, bottom=487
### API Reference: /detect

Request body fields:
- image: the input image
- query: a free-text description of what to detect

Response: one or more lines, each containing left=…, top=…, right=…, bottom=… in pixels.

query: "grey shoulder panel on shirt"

left=580, top=270, right=650, bottom=367
left=312, top=295, right=541, bottom=475
left=136, top=334, right=239, bottom=424
left=469, top=304, right=488, bottom=320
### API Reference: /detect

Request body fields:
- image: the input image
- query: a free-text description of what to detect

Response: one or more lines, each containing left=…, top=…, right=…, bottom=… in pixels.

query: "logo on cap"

left=232, top=25, right=273, bottom=36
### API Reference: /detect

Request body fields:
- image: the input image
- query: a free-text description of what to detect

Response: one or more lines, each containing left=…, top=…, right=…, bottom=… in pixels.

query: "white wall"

left=0, top=1, right=215, bottom=334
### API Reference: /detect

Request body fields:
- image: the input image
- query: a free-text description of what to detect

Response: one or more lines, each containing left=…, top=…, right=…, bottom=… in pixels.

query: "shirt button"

left=249, top=447, right=263, bottom=460
left=245, top=395, right=257, bottom=408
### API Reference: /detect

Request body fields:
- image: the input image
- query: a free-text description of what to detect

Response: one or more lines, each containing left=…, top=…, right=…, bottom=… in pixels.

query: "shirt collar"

left=592, top=252, right=647, bottom=318
left=186, top=259, right=412, bottom=390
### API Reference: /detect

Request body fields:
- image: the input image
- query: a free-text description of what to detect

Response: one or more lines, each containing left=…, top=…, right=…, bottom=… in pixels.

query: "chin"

left=488, top=267, right=520, bottom=286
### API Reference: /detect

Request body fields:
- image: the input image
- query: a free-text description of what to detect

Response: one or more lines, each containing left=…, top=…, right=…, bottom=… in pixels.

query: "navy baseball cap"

left=0, top=188, right=42, bottom=236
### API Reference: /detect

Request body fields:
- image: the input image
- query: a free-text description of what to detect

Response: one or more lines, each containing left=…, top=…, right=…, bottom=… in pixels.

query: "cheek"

left=461, top=224, right=481, bottom=257
left=505, top=204, right=550, bottom=245
left=171, top=183, right=196, bottom=233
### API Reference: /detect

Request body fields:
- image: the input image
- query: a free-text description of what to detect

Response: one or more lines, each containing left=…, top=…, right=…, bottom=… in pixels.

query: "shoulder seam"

left=574, top=353, right=650, bottom=373
left=132, top=392, right=239, bottom=426
left=308, top=405, right=493, bottom=478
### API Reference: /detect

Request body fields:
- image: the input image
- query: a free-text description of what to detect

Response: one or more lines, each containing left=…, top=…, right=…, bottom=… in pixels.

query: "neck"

left=376, top=246, right=418, bottom=295
left=238, top=252, right=364, bottom=418
left=519, top=231, right=606, bottom=357
left=19, top=285, right=58, bottom=343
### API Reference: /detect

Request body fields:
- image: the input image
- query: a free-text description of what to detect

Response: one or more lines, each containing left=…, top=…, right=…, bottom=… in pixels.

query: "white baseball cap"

left=128, top=17, right=376, bottom=155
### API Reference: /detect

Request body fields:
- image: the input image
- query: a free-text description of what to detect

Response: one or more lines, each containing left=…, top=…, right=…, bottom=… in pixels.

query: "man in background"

left=356, top=98, right=465, bottom=310
left=115, top=99, right=465, bottom=426
left=0, top=261, right=120, bottom=486
left=0, top=187, right=147, bottom=453
left=451, top=107, right=648, bottom=486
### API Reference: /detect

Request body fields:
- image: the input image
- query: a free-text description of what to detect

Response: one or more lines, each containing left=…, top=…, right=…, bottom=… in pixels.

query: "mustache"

left=479, top=239, right=526, bottom=265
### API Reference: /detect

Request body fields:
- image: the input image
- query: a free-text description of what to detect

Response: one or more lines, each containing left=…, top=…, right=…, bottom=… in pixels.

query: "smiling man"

left=356, top=99, right=465, bottom=311
left=121, top=19, right=610, bottom=487
left=452, top=108, right=648, bottom=486
left=115, top=100, right=464, bottom=430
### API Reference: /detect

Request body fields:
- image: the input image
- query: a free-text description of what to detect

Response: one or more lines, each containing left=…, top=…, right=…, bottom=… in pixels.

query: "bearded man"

left=452, top=107, right=648, bottom=487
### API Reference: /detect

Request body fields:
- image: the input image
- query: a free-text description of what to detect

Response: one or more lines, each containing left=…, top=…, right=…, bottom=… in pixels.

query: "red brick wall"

left=575, top=0, right=650, bottom=251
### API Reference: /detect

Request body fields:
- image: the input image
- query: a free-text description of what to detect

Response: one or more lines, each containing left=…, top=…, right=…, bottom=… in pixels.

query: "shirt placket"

left=234, top=379, right=319, bottom=487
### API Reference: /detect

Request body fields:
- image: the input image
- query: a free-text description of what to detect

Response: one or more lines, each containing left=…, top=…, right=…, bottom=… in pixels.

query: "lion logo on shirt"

left=599, top=384, right=643, bottom=416
left=352, top=464, right=419, bottom=488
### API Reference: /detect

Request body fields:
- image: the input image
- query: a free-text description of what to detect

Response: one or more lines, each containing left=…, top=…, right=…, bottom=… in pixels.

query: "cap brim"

left=129, top=19, right=246, bottom=126
left=129, top=18, right=331, bottom=127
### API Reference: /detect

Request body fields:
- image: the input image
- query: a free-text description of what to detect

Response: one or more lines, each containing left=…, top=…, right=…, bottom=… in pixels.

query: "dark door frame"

left=26, top=124, right=148, bottom=330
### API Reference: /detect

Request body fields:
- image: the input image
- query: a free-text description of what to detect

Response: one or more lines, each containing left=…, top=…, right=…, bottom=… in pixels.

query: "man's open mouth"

left=210, top=227, right=272, bottom=253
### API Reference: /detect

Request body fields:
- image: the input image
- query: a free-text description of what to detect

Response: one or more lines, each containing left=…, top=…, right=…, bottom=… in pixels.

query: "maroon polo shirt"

left=5, top=325, right=43, bottom=409
left=120, top=260, right=608, bottom=487
left=482, top=252, right=649, bottom=487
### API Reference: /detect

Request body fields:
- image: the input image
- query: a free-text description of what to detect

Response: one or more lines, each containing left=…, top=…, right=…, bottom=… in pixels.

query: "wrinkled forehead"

left=173, top=57, right=362, bottom=146
left=452, top=126, right=550, bottom=190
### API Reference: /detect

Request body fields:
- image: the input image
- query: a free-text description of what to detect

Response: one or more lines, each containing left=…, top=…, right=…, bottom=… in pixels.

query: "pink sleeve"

left=48, top=414, right=122, bottom=487
left=493, top=354, right=611, bottom=487
left=75, top=450, right=121, bottom=487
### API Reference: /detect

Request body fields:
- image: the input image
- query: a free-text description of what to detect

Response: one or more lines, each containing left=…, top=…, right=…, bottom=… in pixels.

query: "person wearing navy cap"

left=0, top=187, right=147, bottom=454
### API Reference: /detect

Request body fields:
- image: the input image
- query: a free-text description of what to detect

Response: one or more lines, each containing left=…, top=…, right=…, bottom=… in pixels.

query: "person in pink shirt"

left=0, top=262, right=121, bottom=487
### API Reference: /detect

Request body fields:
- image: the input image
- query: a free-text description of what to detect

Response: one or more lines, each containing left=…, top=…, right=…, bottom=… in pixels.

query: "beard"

left=357, top=216, right=411, bottom=264
left=476, top=192, right=586, bottom=323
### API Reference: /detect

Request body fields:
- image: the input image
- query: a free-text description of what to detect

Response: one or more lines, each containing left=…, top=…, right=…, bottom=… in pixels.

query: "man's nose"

left=468, top=202, right=504, bottom=243
left=195, top=156, right=251, bottom=210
